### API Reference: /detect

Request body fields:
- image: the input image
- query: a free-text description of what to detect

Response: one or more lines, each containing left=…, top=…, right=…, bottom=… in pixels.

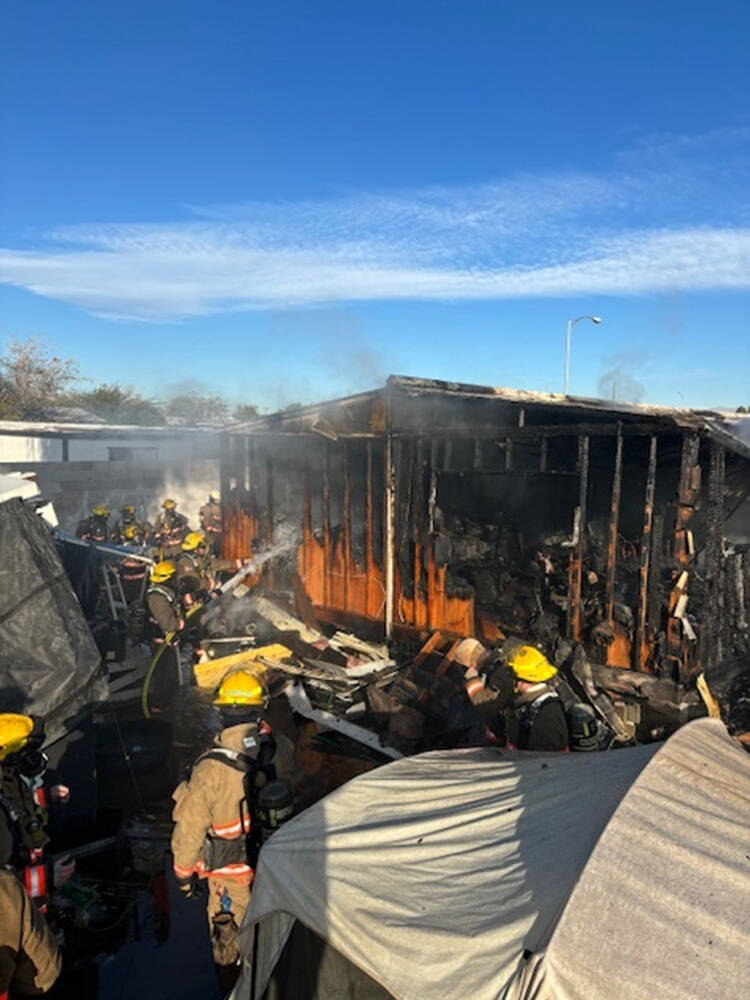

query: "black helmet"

left=568, top=703, right=600, bottom=752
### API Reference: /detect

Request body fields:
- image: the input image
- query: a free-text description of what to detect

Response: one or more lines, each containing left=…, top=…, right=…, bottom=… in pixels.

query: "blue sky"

left=1, top=0, right=748, bottom=410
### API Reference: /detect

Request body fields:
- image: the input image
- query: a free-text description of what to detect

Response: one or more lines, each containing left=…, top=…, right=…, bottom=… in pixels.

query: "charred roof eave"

left=224, top=373, right=750, bottom=461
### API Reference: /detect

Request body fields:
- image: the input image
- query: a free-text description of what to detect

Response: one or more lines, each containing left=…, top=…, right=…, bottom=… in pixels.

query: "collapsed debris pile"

left=188, top=587, right=702, bottom=761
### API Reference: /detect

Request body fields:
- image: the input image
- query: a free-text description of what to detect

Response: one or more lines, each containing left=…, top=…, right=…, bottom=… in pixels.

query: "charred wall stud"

left=567, top=435, right=590, bottom=641
left=634, top=435, right=658, bottom=670
left=667, top=433, right=701, bottom=681
left=705, top=442, right=726, bottom=667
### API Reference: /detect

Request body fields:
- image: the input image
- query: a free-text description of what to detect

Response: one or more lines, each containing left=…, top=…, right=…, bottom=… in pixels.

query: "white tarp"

left=236, top=741, right=658, bottom=1000
left=508, top=718, right=750, bottom=1000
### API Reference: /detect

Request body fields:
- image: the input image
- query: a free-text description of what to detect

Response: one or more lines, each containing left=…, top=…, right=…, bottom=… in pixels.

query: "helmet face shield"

left=214, top=668, right=268, bottom=709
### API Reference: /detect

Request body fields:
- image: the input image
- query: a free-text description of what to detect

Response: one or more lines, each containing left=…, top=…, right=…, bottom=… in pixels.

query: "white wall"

left=0, top=435, right=63, bottom=462
left=0, top=428, right=222, bottom=533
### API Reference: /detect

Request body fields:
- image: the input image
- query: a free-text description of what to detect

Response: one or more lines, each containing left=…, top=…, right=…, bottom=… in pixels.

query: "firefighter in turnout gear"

left=75, top=504, right=110, bottom=542
left=0, top=868, right=61, bottom=997
left=152, top=498, right=190, bottom=557
left=199, top=491, right=223, bottom=557
left=110, top=504, right=151, bottom=546
left=462, top=640, right=569, bottom=752
left=171, top=668, right=294, bottom=990
left=176, top=531, right=214, bottom=602
left=0, top=715, right=74, bottom=910
left=146, top=561, right=184, bottom=637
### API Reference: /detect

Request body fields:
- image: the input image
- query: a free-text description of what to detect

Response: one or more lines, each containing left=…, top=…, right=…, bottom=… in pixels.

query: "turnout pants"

left=206, top=877, right=251, bottom=967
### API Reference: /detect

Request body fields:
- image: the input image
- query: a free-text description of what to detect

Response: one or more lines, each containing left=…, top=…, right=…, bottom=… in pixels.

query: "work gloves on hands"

left=176, top=874, right=200, bottom=900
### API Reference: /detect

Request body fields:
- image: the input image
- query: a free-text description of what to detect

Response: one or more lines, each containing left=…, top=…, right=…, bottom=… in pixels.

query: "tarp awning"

left=237, top=740, right=658, bottom=1000
left=0, top=498, right=105, bottom=743
left=509, top=718, right=750, bottom=1000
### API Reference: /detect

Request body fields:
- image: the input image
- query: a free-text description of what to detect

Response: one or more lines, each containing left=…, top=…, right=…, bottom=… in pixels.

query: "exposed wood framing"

left=605, top=423, right=623, bottom=624
left=635, top=436, right=658, bottom=670
left=265, top=448, right=274, bottom=589
left=322, top=442, right=331, bottom=608
left=667, top=433, right=701, bottom=681
left=413, top=438, right=424, bottom=611
left=428, top=439, right=438, bottom=534
left=343, top=442, right=352, bottom=610
left=384, top=430, right=396, bottom=640
left=705, top=442, right=726, bottom=667
left=539, top=436, right=548, bottom=473
left=365, top=440, right=374, bottom=615
left=567, top=435, right=590, bottom=640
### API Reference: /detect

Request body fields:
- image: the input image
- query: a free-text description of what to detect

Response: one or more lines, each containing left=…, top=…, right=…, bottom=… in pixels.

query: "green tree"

left=71, top=384, right=166, bottom=425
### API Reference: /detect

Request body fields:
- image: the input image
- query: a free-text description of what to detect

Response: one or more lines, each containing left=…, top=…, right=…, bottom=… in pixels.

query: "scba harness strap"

left=193, top=732, right=278, bottom=873
left=513, top=691, right=561, bottom=750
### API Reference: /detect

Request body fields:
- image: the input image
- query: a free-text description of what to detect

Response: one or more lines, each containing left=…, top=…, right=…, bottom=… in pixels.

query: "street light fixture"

left=564, top=315, right=602, bottom=396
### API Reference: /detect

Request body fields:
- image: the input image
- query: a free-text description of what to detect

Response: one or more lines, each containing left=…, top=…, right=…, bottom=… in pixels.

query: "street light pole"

left=563, top=314, right=602, bottom=395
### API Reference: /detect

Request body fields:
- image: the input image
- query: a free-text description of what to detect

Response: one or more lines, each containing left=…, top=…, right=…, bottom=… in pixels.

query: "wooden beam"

left=384, top=431, right=396, bottom=640
left=635, top=436, right=657, bottom=670
left=567, top=435, right=590, bottom=640
left=605, top=424, right=623, bottom=624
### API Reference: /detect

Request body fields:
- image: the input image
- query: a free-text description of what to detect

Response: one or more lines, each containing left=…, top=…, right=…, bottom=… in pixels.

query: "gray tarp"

left=236, top=740, right=659, bottom=1000
left=0, top=498, right=105, bottom=742
left=508, top=718, right=750, bottom=1000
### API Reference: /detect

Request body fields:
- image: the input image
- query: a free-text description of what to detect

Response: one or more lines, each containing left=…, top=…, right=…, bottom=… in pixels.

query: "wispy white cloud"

left=1, top=136, right=749, bottom=320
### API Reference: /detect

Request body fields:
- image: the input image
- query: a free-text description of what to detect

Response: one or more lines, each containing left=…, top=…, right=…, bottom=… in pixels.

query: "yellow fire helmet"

left=507, top=645, right=557, bottom=684
left=162, top=498, right=177, bottom=511
left=182, top=531, right=206, bottom=552
left=123, top=524, right=138, bottom=541
left=209, top=491, right=221, bottom=503
left=92, top=504, right=110, bottom=518
left=214, top=668, right=268, bottom=708
left=0, top=714, right=35, bottom=762
left=121, top=503, right=136, bottom=515
left=150, top=559, right=177, bottom=584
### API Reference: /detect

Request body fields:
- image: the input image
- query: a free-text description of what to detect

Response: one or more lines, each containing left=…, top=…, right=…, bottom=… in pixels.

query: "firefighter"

left=110, top=504, right=151, bottom=546
left=176, top=531, right=214, bottom=603
left=463, top=640, right=570, bottom=752
left=0, top=715, right=74, bottom=909
left=146, top=560, right=184, bottom=638
left=152, top=498, right=190, bottom=556
left=0, top=868, right=61, bottom=996
left=75, top=504, right=110, bottom=542
left=171, top=668, right=294, bottom=990
left=177, top=532, right=244, bottom=601
left=199, top=491, right=223, bottom=557
left=117, top=524, right=150, bottom=603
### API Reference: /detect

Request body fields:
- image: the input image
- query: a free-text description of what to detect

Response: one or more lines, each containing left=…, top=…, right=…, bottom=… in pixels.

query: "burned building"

left=221, top=376, right=750, bottom=687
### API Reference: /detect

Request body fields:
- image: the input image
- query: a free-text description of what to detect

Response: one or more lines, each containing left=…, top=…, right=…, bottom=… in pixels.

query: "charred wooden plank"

left=635, top=436, right=658, bottom=670
left=567, top=435, right=590, bottom=640
left=384, top=431, right=396, bottom=639
left=605, top=424, right=623, bottom=624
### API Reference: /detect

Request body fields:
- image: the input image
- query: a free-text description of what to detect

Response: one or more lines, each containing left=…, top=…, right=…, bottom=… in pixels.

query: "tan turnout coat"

left=0, top=869, right=61, bottom=997
left=171, top=722, right=294, bottom=887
